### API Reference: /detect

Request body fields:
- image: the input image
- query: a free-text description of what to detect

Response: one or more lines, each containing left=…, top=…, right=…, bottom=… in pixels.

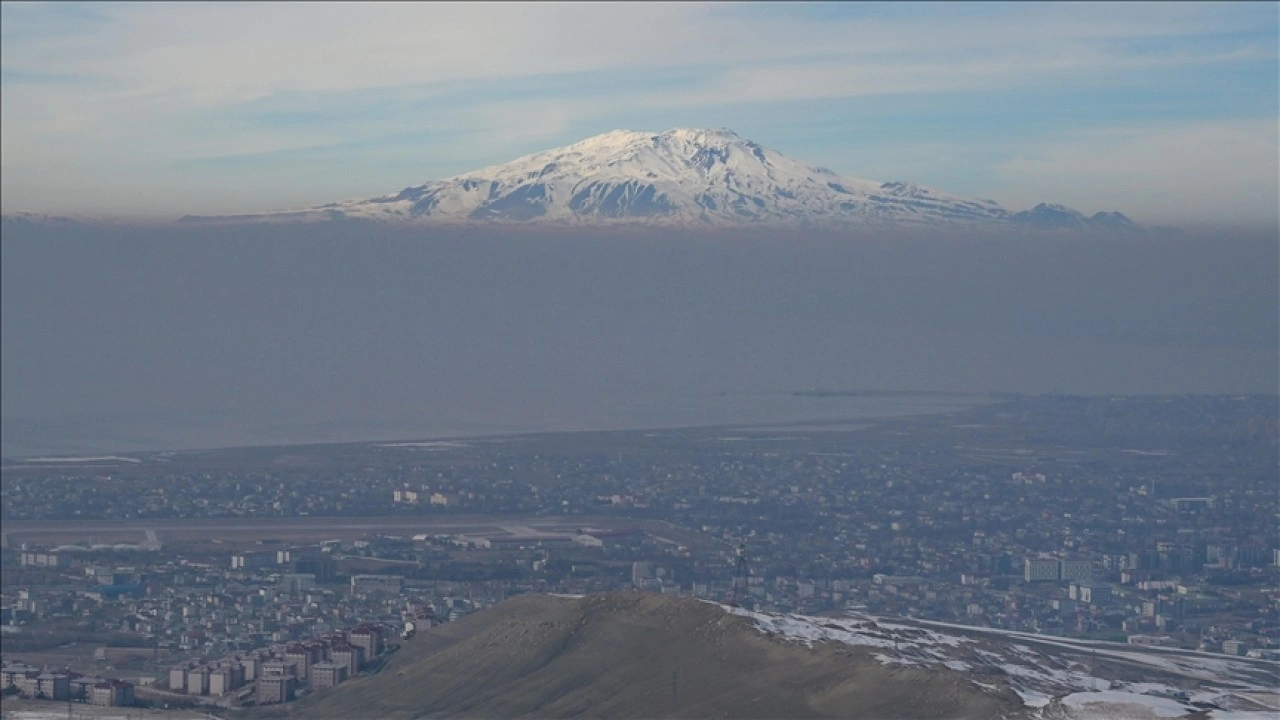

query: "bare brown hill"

left=271, top=591, right=1022, bottom=719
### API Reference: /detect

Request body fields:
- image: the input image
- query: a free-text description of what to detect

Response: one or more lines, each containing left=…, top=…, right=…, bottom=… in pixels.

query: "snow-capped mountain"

left=181, top=127, right=1137, bottom=230
left=0, top=211, right=87, bottom=226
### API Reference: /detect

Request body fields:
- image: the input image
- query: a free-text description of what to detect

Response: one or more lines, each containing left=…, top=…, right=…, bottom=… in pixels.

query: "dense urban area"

left=1, top=393, right=1277, bottom=712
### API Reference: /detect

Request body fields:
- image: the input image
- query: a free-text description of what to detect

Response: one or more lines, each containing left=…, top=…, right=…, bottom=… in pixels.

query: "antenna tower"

left=729, top=542, right=749, bottom=607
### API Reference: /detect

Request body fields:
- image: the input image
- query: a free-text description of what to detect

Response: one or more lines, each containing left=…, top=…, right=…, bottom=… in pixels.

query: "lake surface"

left=0, top=392, right=991, bottom=457
left=5, top=225, right=1274, bottom=457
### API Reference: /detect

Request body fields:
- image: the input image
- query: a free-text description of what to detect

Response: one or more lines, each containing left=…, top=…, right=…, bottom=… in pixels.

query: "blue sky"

left=1, top=1, right=1276, bottom=226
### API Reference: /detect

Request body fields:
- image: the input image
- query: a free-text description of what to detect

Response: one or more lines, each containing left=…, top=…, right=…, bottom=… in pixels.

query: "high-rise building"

left=310, top=662, right=348, bottom=689
left=328, top=643, right=364, bottom=674
left=208, top=666, right=243, bottom=696
left=292, top=555, right=337, bottom=583
left=168, top=667, right=188, bottom=692
left=346, top=626, right=383, bottom=661
left=1059, top=559, right=1093, bottom=582
left=631, top=562, right=654, bottom=587
left=1024, top=556, right=1059, bottom=582
left=280, top=573, right=316, bottom=595
left=187, top=667, right=210, bottom=695
left=283, top=646, right=312, bottom=684
left=256, top=675, right=296, bottom=705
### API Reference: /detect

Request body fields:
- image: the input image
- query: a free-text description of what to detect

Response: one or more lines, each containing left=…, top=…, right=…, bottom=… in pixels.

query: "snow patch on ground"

left=711, top=603, right=1279, bottom=715
left=1061, top=690, right=1191, bottom=718
left=379, top=441, right=468, bottom=450
left=903, top=615, right=1280, bottom=689
left=1207, top=711, right=1280, bottom=720
left=1017, top=688, right=1053, bottom=708
left=23, top=455, right=141, bottom=463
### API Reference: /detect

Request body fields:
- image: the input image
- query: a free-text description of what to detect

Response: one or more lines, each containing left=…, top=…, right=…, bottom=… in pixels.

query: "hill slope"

left=281, top=592, right=1019, bottom=719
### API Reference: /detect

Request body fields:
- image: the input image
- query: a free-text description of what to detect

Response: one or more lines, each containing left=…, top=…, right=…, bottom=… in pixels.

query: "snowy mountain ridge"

left=179, top=127, right=1140, bottom=231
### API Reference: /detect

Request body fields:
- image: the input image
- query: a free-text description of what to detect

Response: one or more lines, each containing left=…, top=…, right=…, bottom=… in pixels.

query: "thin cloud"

left=992, top=118, right=1279, bottom=227
left=6, top=3, right=1270, bottom=104
left=1, top=2, right=1276, bottom=221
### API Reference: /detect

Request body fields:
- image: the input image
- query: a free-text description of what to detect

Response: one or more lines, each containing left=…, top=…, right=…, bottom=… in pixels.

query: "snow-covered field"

left=378, top=441, right=468, bottom=450
left=21, top=455, right=141, bottom=463
left=1062, top=690, right=1191, bottom=718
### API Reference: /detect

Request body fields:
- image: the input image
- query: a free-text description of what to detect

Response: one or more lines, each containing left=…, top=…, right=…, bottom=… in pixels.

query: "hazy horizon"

left=3, top=222, right=1275, bottom=456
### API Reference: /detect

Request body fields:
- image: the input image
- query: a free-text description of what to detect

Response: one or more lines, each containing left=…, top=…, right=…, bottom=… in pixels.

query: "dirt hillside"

left=274, top=591, right=1022, bottom=719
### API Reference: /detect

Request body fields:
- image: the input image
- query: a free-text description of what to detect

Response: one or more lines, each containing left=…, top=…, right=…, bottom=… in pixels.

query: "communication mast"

left=728, top=542, right=750, bottom=607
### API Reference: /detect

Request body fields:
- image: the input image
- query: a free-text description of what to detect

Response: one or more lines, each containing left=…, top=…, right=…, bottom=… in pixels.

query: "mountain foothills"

left=274, top=592, right=1275, bottom=720
left=177, top=128, right=1139, bottom=230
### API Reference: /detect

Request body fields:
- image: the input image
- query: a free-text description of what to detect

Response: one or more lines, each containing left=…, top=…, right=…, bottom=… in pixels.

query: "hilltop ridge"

left=272, top=591, right=1277, bottom=719
left=278, top=591, right=1015, bottom=719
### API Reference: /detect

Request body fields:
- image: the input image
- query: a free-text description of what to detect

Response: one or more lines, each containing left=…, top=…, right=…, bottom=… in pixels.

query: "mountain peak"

left=180, top=128, right=1144, bottom=231
left=564, top=129, right=655, bottom=152
left=661, top=126, right=743, bottom=142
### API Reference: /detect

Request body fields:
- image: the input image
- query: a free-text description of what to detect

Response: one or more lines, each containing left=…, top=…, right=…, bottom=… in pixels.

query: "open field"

left=0, top=645, right=180, bottom=683
left=0, top=697, right=213, bottom=720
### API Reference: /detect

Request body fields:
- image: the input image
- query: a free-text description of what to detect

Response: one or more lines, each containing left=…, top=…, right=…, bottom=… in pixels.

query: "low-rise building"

left=230, top=551, right=274, bottom=570
left=350, top=574, right=402, bottom=596
left=19, top=551, right=64, bottom=568
left=70, top=676, right=106, bottom=700
left=1222, top=639, right=1248, bottom=656
left=1128, top=634, right=1177, bottom=647
left=35, top=672, right=71, bottom=700
left=1077, top=583, right=1111, bottom=605
left=1, top=663, right=40, bottom=691
left=90, top=680, right=135, bottom=707
left=13, top=671, right=41, bottom=698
